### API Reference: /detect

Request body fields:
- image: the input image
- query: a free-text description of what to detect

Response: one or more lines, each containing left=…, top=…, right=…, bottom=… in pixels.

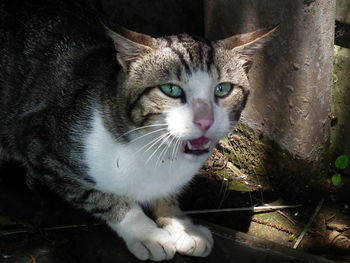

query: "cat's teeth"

left=203, top=140, right=211, bottom=149
left=187, top=141, right=194, bottom=150
left=186, top=139, right=211, bottom=150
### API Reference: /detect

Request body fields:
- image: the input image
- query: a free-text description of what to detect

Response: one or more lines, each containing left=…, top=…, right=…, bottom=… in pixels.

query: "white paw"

left=126, top=228, right=176, bottom=261
left=109, top=207, right=176, bottom=261
left=164, top=218, right=213, bottom=257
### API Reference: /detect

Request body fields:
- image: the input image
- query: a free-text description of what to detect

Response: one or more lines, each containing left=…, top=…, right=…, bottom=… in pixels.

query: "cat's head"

left=106, top=25, right=277, bottom=160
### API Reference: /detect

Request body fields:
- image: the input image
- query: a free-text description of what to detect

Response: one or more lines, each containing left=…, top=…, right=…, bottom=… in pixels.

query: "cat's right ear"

left=217, top=24, right=279, bottom=73
left=105, top=25, right=156, bottom=70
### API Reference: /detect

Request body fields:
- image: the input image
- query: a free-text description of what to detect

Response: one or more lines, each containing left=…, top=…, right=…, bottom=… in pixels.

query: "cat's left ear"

left=106, top=25, right=156, bottom=70
left=217, top=24, right=279, bottom=73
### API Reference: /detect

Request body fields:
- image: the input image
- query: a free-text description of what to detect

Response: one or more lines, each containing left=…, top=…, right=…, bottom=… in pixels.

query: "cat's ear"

left=105, top=25, right=156, bottom=70
left=217, top=24, right=279, bottom=73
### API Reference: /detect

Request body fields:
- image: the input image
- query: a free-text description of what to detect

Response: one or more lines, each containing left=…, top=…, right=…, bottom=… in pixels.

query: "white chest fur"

left=83, top=111, right=207, bottom=203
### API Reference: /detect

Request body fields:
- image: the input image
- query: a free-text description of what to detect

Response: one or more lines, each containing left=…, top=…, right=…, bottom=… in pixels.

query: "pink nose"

left=193, top=118, right=214, bottom=132
left=192, top=99, right=214, bottom=132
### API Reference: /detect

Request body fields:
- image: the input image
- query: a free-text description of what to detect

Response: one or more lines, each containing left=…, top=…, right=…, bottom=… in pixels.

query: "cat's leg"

left=108, top=204, right=176, bottom=261
left=37, top=172, right=176, bottom=261
left=154, top=198, right=213, bottom=257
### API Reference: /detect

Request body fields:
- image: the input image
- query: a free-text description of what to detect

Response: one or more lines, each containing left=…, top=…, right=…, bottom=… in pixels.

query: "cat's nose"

left=193, top=118, right=214, bottom=132
left=192, top=99, right=214, bottom=132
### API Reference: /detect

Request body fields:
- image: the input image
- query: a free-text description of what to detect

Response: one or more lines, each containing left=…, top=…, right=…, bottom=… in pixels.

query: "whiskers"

left=115, top=123, right=168, bottom=142
left=119, top=123, right=182, bottom=171
left=146, top=132, right=172, bottom=165
left=147, top=133, right=183, bottom=172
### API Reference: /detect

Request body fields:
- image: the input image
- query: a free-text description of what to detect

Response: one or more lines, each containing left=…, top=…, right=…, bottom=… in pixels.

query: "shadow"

left=0, top=165, right=138, bottom=263
left=91, top=0, right=204, bottom=36
left=180, top=175, right=278, bottom=233
left=0, top=161, right=96, bottom=228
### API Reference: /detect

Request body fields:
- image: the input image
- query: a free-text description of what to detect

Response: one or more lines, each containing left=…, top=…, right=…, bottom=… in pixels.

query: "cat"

left=0, top=0, right=277, bottom=261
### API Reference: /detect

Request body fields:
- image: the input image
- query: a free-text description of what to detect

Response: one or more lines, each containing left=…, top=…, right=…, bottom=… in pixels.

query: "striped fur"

left=0, top=0, right=276, bottom=260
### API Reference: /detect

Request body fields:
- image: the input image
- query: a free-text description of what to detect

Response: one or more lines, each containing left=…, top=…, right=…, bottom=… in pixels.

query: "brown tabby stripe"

left=75, top=189, right=94, bottom=203
left=191, top=35, right=204, bottom=68
left=197, top=40, right=204, bottom=66
left=171, top=47, right=191, bottom=74
left=139, top=112, right=163, bottom=127
left=175, top=66, right=182, bottom=81
left=204, top=39, right=214, bottom=72
left=163, top=36, right=191, bottom=74
left=89, top=206, right=113, bottom=215
left=239, top=85, right=250, bottom=108
left=127, top=87, right=153, bottom=123
left=178, top=35, right=194, bottom=63
left=188, top=47, right=194, bottom=62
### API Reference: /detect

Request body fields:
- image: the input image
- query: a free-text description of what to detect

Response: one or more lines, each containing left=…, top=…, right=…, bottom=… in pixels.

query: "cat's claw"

left=164, top=218, right=213, bottom=257
left=125, top=229, right=176, bottom=261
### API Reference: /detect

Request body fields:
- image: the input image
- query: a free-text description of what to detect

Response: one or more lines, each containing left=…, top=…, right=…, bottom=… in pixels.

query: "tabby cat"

left=0, top=0, right=276, bottom=260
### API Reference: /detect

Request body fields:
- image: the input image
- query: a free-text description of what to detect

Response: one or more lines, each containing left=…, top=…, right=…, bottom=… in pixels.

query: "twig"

left=184, top=205, right=301, bottom=215
left=44, top=222, right=104, bottom=231
left=0, top=222, right=104, bottom=238
left=0, top=229, right=28, bottom=237
left=293, top=199, right=324, bottom=249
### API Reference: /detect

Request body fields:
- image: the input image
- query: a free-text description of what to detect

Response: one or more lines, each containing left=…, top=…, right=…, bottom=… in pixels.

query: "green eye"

left=160, top=84, right=183, bottom=98
left=214, top=83, right=233, bottom=98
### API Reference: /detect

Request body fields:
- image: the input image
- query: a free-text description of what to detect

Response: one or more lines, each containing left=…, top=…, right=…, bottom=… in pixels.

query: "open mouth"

left=183, top=136, right=211, bottom=155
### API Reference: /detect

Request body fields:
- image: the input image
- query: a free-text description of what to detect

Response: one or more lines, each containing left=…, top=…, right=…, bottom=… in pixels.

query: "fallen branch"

left=184, top=205, right=301, bottom=215
left=0, top=222, right=104, bottom=238
left=293, top=199, right=324, bottom=249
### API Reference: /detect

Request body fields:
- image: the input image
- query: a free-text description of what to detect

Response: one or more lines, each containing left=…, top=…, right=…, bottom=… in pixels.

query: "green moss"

left=330, top=46, right=350, bottom=163
left=213, top=169, right=228, bottom=179
left=228, top=180, right=252, bottom=192
left=218, top=123, right=331, bottom=204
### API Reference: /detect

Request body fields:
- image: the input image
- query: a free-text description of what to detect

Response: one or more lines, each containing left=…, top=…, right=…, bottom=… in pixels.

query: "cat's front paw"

left=125, top=228, right=176, bottom=261
left=164, top=218, right=213, bottom=257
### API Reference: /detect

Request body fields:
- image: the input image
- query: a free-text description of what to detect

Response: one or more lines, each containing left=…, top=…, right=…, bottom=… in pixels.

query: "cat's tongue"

left=184, top=136, right=211, bottom=155
left=189, top=137, right=210, bottom=148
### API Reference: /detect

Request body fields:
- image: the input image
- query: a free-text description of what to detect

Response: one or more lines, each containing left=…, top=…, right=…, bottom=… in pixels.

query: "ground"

left=0, top=128, right=350, bottom=262
left=181, top=126, right=350, bottom=262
